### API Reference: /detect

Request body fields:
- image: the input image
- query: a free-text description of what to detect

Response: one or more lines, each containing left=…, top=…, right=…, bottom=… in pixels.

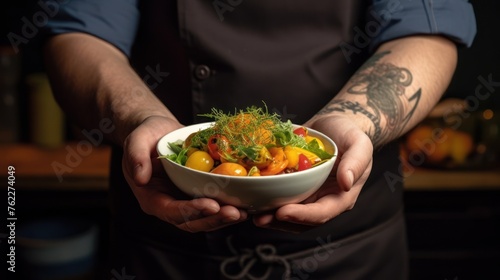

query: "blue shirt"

left=44, top=0, right=476, bottom=57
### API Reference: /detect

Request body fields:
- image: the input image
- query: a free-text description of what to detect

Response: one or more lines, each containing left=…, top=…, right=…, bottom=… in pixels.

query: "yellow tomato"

left=211, top=162, right=248, bottom=176
left=185, top=151, right=214, bottom=172
left=186, top=147, right=199, bottom=157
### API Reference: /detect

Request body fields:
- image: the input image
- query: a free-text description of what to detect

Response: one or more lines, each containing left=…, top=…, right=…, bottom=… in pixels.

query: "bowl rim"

left=156, top=122, right=337, bottom=179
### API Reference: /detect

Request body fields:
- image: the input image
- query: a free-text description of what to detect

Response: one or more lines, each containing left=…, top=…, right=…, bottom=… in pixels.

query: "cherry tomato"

left=211, top=162, right=248, bottom=176
left=260, top=147, right=288, bottom=176
left=297, top=154, right=312, bottom=171
left=207, top=134, right=231, bottom=161
left=185, top=151, right=214, bottom=172
left=293, top=127, right=307, bottom=137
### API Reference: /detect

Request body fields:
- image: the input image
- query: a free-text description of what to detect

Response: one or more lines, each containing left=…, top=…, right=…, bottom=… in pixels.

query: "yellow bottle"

left=27, top=73, right=65, bottom=148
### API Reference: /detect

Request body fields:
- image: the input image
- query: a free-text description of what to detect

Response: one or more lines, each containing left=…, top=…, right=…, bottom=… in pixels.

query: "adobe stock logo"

left=213, top=0, right=243, bottom=21
left=51, top=118, right=115, bottom=182
left=340, top=0, right=403, bottom=63
left=7, top=0, right=69, bottom=53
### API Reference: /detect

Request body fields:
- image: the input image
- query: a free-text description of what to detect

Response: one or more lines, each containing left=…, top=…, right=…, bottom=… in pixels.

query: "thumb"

left=123, top=132, right=153, bottom=186
left=336, top=134, right=373, bottom=192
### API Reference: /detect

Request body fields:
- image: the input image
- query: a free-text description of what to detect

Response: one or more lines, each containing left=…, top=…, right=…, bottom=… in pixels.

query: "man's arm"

left=44, top=33, right=248, bottom=232
left=314, top=35, right=457, bottom=148
left=43, top=32, right=179, bottom=145
left=257, top=35, right=458, bottom=231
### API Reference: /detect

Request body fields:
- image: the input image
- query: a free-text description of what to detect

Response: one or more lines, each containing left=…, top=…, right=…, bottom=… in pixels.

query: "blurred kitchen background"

left=1, top=1, right=499, bottom=280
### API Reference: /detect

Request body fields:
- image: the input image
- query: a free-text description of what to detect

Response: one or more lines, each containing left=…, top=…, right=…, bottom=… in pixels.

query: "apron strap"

left=220, top=236, right=291, bottom=280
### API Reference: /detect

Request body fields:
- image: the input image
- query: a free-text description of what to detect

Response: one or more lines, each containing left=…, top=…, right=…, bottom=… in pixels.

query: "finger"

left=255, top=186, right=361, bottom=229
left=162, top=200, right=247, bottom=228
left=128, top=176, right=248, bottom=232
left=252, top=214, right=314, bottom=234
left=158, top=197, right=222, bottom=223
left=336, top=133, right=373, bottom=191
left=127, top=177, right=218, bottom=221
left=177, top=206, right=248, bottom=233
left=277, top=198, right=345, bottom=226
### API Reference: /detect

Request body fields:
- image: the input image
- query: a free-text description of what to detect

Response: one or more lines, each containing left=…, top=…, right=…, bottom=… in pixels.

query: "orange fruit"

left=405, top=125, right=434, bottom=152
left=450, top=130, right=474, bottom=164
left=405, top=125, right=450, bottom=164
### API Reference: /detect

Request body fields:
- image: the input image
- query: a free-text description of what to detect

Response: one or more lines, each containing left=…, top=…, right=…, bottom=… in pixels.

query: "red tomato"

left=293, top=127, right=307, bottom=137
left=297, top=154, right=312, bottom=171
left=207, top=134, right=231, bottom=160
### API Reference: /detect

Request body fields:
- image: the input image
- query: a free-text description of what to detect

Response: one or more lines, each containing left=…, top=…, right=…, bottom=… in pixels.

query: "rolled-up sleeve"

left=42, top=0, right=140, bottom=57
left=369, top=0, right=477, bottom=49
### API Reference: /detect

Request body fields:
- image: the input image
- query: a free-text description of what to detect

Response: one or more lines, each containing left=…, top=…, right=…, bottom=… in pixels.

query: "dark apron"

left=107, top=0, right=408, bottom=279
left=108, top=206, right=407, bottom=280
left=107, top=142, right=407, bottom=280
left=130, top=0, right=369, bottom=125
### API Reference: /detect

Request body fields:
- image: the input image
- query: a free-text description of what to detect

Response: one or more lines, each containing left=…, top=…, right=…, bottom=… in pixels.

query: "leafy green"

left=168, top=140, right=183, bottom=154
left=237, top=146, right=259, bottom=161
left=273, top=120, right=307, bottom=148
left=305, top=139, right=334, bottom=160
left=159, top=141, right=189, bottom=165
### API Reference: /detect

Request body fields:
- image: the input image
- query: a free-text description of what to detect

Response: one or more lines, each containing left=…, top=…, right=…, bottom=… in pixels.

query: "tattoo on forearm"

left=319, top=100, right=382, bottom=140
left=320, top=50, right=421, bottom=147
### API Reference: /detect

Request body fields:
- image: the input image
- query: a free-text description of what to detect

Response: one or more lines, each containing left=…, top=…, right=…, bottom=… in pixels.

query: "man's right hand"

left=122, top=116, right=248, bottom=232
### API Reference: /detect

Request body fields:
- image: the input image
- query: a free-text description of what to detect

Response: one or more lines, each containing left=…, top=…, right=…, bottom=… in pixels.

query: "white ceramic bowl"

left=157, top=122, right=337, bottom=213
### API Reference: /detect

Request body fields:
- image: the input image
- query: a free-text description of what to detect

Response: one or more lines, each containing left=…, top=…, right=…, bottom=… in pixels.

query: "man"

left=42, top=0, right=475, bottom=279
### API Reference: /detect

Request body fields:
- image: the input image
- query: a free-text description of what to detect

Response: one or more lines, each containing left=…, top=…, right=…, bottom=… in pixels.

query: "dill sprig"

left=199, top=105, right=281, bottom=149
